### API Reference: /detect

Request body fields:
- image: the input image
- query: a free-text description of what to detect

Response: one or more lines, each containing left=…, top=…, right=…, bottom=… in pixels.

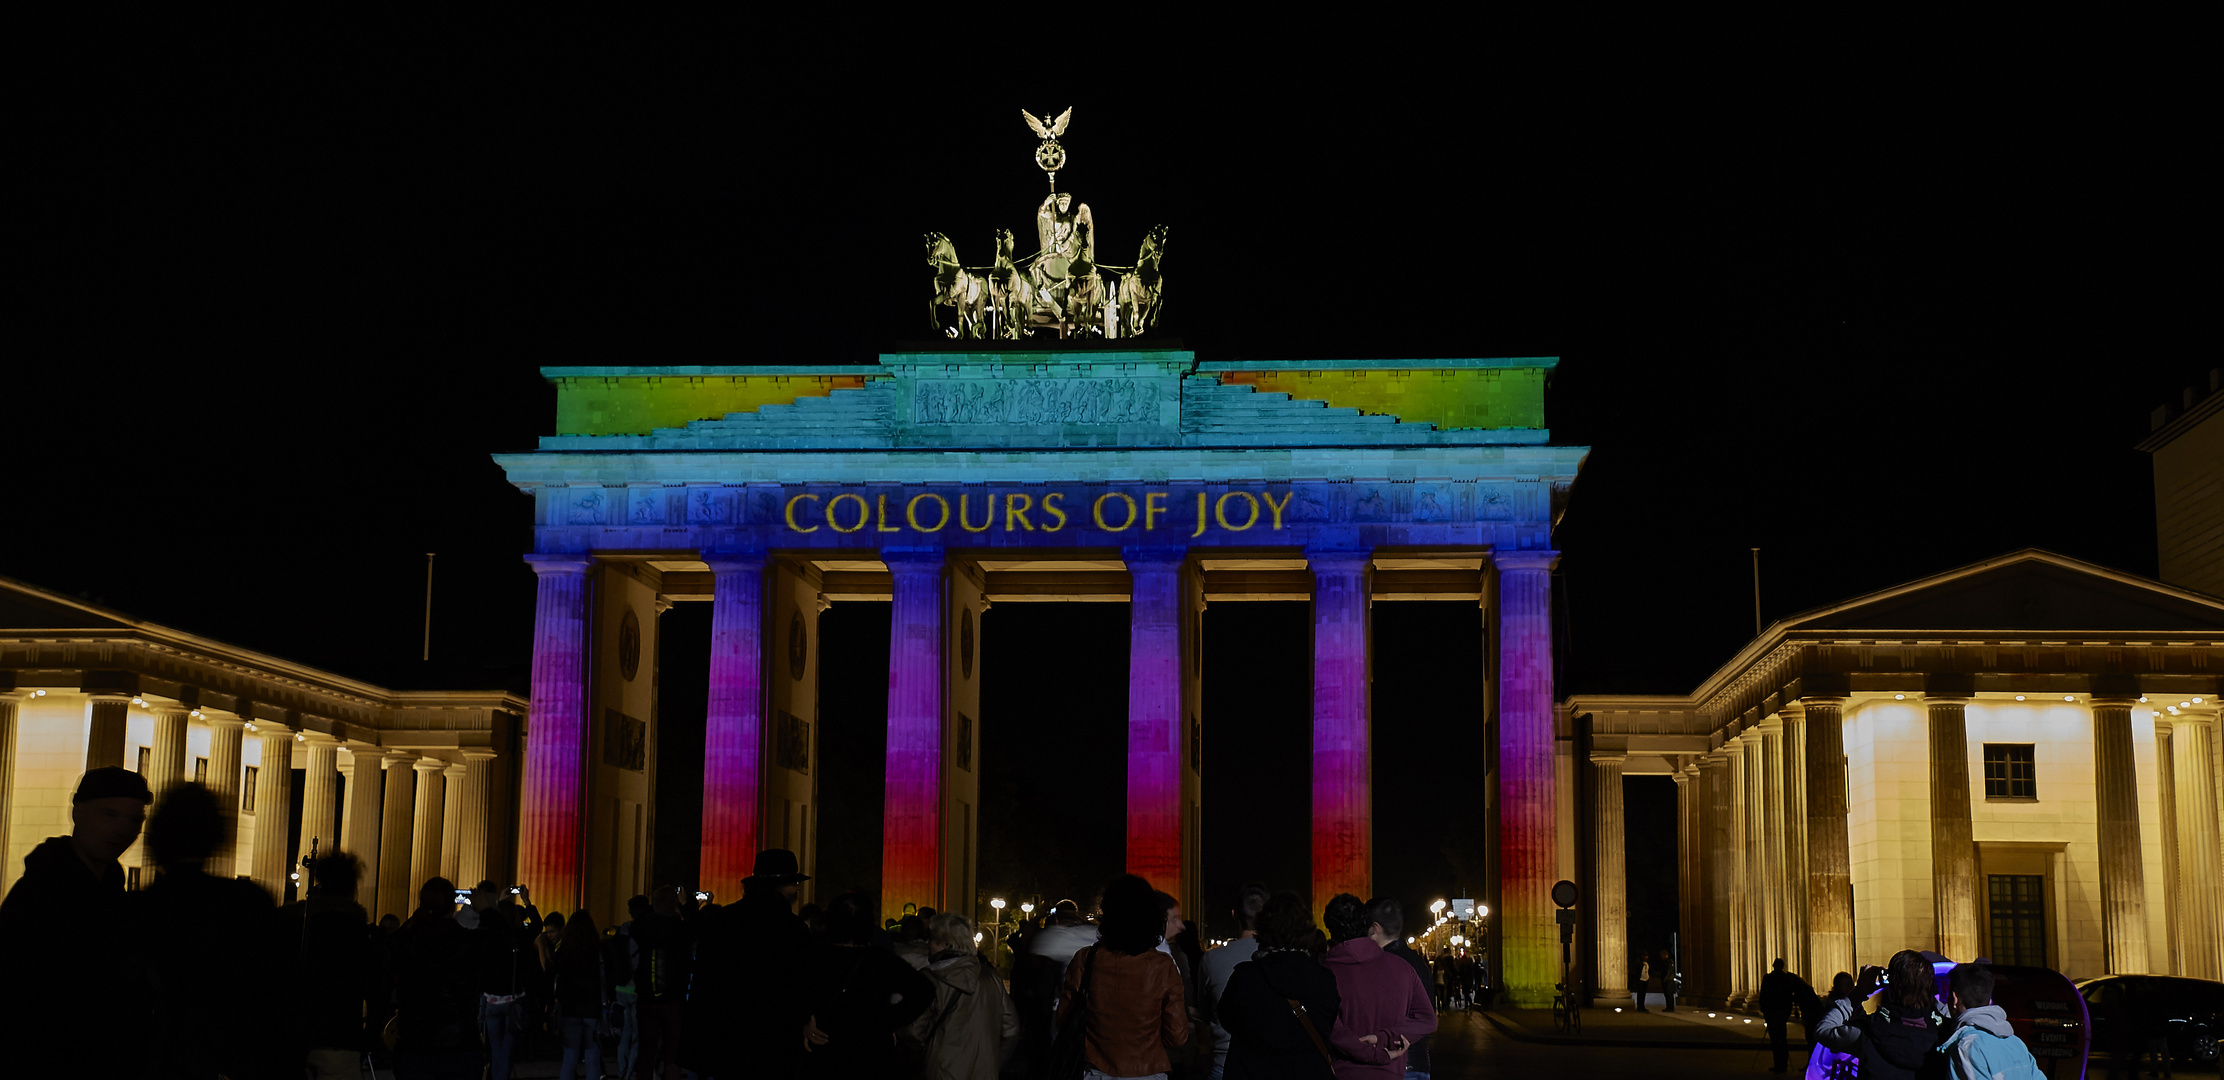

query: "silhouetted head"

left=1323, top=893, right=1370, bottom=944
left=545, top=911, right=566, bottom=933
left=145, top=782, right=222, bottom=867
left=1773, top=957, right=1787, bottom=973
left=1097, top=874, right=1163, bottom=955
left=928, top=911, right=974, bottom=954
left=308, top=852, right=361, bottom=898
left=1365, top=898, right=1404, bottom=942
left=1885, top=950, right=1936, bottom=1013
left=417, top=876, right=457, bottom=914
left=823, top=890, right=878, bottom=945
left=72, top=766, right=151, bottom=865
left=1230, top=883, right=1269, bottom=935
left=628, top=895, right=651, bottom=921
left=1254, top=892, right=1320, bottom=952
left=1831, top=971, right=1856, bottom=997
left=558, top=909, right=599, bottom=956
left=1948, top=964, right=1994, bottom=1014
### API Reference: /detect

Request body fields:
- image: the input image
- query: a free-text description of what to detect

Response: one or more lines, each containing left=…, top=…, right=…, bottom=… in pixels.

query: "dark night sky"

left=9, top=29, right=2208, bottom=933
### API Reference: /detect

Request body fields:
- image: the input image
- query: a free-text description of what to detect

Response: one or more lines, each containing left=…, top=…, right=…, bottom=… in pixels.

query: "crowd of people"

left=0, top=767, right=1460, bottom=1080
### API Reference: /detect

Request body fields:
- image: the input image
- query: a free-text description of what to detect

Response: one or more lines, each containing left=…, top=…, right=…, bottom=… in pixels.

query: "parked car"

left=2076, top=973, right=2224, bottom=1067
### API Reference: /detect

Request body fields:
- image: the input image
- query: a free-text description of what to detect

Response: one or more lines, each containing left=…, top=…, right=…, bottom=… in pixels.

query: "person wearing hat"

left=0, top=766, right=155, bottom=1076
left=683, top=849, right=812, bottom=1079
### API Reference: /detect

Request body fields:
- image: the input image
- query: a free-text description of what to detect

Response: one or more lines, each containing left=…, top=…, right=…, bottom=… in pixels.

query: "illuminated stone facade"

left=0, top=580, right=524, bottom=918
left=1567, top=550, right=2224, bottom=1006
left=492, top=348, right=1588, bottom=1005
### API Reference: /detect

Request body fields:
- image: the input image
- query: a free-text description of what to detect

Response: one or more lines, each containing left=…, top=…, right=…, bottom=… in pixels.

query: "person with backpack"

left=1934, top=964, right=2041, bottom=1080
left=1813, top=950, right=1950, bottom=1080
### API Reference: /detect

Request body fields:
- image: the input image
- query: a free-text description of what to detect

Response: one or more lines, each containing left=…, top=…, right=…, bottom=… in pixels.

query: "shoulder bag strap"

left=1285, top=997, right=1333, bottom=1064
left=1063, top=946, right=1098, bottom=1032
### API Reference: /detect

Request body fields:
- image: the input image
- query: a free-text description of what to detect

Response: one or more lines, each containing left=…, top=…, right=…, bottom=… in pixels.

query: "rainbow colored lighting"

left=1124, top=551, right=1185, bottom=897
left=700, top=554, right=768, bottom=899
left=1310, top=552, right=1372, bottom=921
left=881, top=550, right=946, bottom=919
left=1494, top=551, right=1559, bottom=1005
left=519, top=555, right=592, bottom=911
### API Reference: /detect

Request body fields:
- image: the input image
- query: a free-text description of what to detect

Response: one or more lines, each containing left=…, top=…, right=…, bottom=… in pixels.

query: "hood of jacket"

left=1323, top=936, right=1384, bottom=967
left=1952, top=1004, right=2014, bottom=1039
left=926, top=950, right=983, bottom=994
left=1867, top=1004, right=1947, bottom=1070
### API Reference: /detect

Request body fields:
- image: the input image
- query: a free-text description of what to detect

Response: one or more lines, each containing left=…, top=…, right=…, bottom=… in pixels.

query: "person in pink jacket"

left=1319, top=893, right=1437, bottom=1077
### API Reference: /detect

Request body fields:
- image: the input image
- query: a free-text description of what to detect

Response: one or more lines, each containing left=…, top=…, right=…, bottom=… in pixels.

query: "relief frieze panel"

left=909, top=378, right=1162, bottom=426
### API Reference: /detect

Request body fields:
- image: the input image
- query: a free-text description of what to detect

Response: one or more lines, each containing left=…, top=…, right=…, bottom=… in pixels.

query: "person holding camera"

left=463, top=880, right=543, bottom=1080
left=1812, top=951, right=1950, bottom=1080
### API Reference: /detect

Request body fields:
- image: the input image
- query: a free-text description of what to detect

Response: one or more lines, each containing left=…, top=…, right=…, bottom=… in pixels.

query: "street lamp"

left=989, top=898, right=1009, bottom=963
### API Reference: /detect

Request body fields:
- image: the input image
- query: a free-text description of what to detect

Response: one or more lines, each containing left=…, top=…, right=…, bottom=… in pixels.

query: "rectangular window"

left=1988, top=874, right=2047, bottom=967
left=242, top=767, right=258, bottom=812
left=136, top=746, right=150, bottom=774
left=1984, top=744, right=2037, bottom=799
left=126, top=866, right=140, bottom=891
left=193, top=757, right=208, bottom=784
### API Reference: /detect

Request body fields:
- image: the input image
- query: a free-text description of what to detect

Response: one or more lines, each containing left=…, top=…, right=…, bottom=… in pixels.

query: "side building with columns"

left=0, top=577, right=527, bottom=920
left=1567, top=549, right=2224, bottom=1008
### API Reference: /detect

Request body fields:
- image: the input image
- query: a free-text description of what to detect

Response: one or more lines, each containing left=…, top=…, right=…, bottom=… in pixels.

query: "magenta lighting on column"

left=519, top=554, right=592, bottom=911
left=881, top=548, right=947, bottom=919
left=1495, top=549, right=1560, bottom=1005
left=1309, top=549, right=1373, bottom=919
left=1125, top=548, right=1186, bottom=896
left=701, top=552, right=769, bottom=899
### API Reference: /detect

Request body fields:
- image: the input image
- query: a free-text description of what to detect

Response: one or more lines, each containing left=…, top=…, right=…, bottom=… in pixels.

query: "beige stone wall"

left=1847, top=700, right=1936, bottom=962
left=2152, top=404, right=2223, bottom=598
left=2, top=694, right=91, bottom=894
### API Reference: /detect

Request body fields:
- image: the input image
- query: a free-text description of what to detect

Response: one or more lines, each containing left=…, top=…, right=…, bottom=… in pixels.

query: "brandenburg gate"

left=492, top=347, right=1587, bottom=1003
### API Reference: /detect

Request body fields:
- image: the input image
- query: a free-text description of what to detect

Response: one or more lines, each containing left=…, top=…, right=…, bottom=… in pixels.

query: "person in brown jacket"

left=1060, top=874, right=1189, bottom=1079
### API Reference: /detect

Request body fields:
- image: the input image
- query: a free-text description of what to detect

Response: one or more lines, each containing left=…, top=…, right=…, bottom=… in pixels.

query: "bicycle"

left=1552, top=981, right=1583, bottom=1036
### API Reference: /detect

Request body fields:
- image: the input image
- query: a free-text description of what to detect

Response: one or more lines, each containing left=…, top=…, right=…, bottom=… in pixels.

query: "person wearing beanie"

left=0, top=765, right=155, bottom=1076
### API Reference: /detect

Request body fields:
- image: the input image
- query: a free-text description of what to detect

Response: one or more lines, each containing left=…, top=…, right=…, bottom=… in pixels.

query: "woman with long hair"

left=1812, top=949, right=1950, bottom=1080
left=1056, top=874, right=1189, bottom=1080
left=550, top=910, right=608, bottom=1080
left=1216, top=891, right=1340, bottom=1080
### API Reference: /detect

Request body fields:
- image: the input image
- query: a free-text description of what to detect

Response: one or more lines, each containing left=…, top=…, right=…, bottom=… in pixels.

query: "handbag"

left=1046, top=946, right=1099, bottom=1080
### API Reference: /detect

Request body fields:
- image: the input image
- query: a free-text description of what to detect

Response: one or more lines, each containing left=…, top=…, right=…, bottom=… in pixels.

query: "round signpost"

left=1551, top=879, right=1580, bottom=908
left=1549, top=879, right=1583, bottom=1034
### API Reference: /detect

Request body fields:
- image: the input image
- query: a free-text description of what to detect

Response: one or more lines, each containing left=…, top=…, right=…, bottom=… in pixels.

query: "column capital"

left=203, top=713, right=247, bottom=730
left=442, top=761, right=468, bottom=777
left=704, top=551, right=769, bottom=574
left=85, top=691, right=135, bottom=705
left=1492, top=549, right=1560, bottom=573
left=1589, top=752, right=1629, bottom=766
left=1121, top=545, right=1188, bottom=569
left=2155, top=716, right=2175, bottom=735
left=411, top=756, right=449, bottom=774
left=1303, top=548, right=1373, bottom=572
left=1793, top=695, right=1847, bottom=709
left=880, top=547, right=948, bottom=572
left=460, top=749, right=499, bottom=762
left=2091, top=694, right=2140, bottom=707
left=523, top=553, right=594, bottom=576
left=300, top=730, right=343, bottom=748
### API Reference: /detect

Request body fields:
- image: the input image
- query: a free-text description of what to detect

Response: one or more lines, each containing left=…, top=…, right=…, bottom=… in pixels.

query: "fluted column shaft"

left=250, top=729, right=294, bottom=900
left=1927, top=699, right=1980, bottom=959
left=2093, top=698, right=2149, bottom=973
left=1804, top=698, right=1855, bottom=981
left=0, top=693, right=22, bottom=872
left=1126, top=549, right=1187, bottom=895
left=881, top=549, right=946, bottom=919
left=1310, top=549, right=1373, bottom=918
left=1496, top=550, right=1559, bottom=1006
left=439, top=763, right=466, bottom=883
left=342, top=749, right=386, bottom=911
left=1702, top=756, right=1734, bottom=1004
left=2159, top=721, right=2184, bottom=972
left=703, top=553, right=768, bottom=900
left=1673, top=769, right=1697, bottom=997
left=1593, top=754, right=1629, bottom=999
left=455, top=751, right=497, bottom=888
left=2174, top=718, right=2224, bottom=979
left=1728, top=739, right=1751, bottom=1006
left=140, top=706, right=190, bottom=874
left=85, top=694, right=131, bottom=770
left=1760, top=723, right=1787, bottom=972
left=377, top=755, right=418, bottom=920
left=205, top=718, right=246, bottom=878
left=298, top=736, right=342, bottom=869
left=1779, top=707, right=1810, bottom=976
left=409, top=759, right=446, bottom=894
left=519, top=554, right=592, bottom=913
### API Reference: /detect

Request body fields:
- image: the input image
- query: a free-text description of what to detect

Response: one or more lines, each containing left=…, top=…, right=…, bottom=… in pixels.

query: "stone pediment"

left=1786, top=550, right=2224, bottom=633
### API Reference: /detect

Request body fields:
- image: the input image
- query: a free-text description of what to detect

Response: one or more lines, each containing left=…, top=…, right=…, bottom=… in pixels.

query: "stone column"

left=341, top=749, right=386, bottom=911
left=454, top=751, right=498, bottom=889
left=85, top=693, right=131, bottom=771
left=1310, top=549, right=1373, bottom=918
left=881, top=549, right=946, bottom=919
left=205, top=716, right=246, bottom=878
left=2092, top=696, right=2150, bottom=973
left=1702, top=754, right=1734, bottom=1005
left=377, top=753, right=418, bottom=920
left=703, top=552, right=768, bottom=900
left=1728, top=736, right=1751, bottom=1007
left=1592, top=752, right=1629, bottom=1001
left=1925, top=696, right=1981, bottom=959
left=519, top=554, right=592, bottom=913
left=145, top=705, right=189, bottom=802
left=2158, top=720, right=2184, bottom=972
left=1496, top=550, right=1559, bottom=1006
left=249, top=727, right=295, bottom=900
left=439, top=762, right=466, bottom=882
left=1673, top=766, right=1697, bottom=999
left=1125, top=549, right=1186, bottom=895
left=1803, top=697, right=1855, bottom=982
left=0, top=691, right=22, bottom=870
left=2174, top=717, right=2224, bottom=979
left=1759, top=721, right=1787, bottom=973
left=1779, top=706, right=1810, bottom=977
left=409, top=758, right=446, bottom=894
left=296, top=734, right=342, bottom=871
